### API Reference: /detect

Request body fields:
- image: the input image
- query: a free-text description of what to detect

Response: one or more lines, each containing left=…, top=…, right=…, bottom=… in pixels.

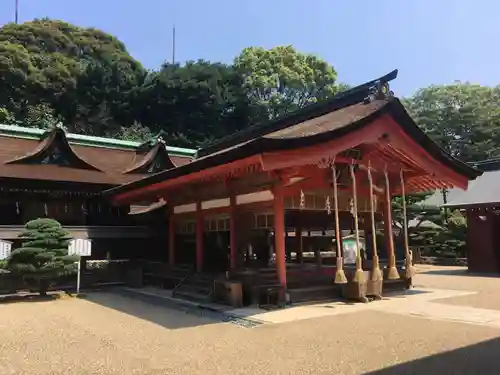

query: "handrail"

left=172, top=271, right=194, bottom=294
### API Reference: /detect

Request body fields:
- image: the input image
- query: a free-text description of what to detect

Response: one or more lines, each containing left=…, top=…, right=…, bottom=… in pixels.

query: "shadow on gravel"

left=420, top=268, right=500, bottom=278
left=0, top=292, right=70, bottom=304
left=366, top=337, right=500, bottom=375
left=84, top=290, right=216, bottom=330
left=382, top=289, right=431, bottom=299
left=84, top=289, right=262, bottom=330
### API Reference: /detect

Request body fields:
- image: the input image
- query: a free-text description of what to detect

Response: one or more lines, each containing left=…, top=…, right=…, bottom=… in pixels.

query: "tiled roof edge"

left=0, top=124, right=197, bottom=157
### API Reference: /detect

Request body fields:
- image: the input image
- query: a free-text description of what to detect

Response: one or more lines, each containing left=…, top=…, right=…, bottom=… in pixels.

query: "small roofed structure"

left=105, top=69, right=480, bottom=305
left=442, top=158, right=500, bottom=273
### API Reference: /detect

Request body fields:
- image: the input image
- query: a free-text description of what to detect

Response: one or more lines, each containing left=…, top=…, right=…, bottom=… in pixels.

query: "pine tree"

left=7, top=218, right=79, bottom=295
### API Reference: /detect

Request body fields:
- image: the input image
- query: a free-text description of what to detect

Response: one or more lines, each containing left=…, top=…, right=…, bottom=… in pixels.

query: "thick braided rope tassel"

left=384, top=168, right=400, bottom=280
left=350, top=162, right=364, bottom=284
left=333, top=162, right=347, bottom=284
left=400, top=169, right=416, bottom=279
left=368, top=162, right=383, bottom=281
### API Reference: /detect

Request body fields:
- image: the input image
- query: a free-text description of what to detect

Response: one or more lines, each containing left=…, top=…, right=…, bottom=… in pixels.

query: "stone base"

left=366, top=279, right=383, bottom=297
left=341, top=269, right=369, bottom=302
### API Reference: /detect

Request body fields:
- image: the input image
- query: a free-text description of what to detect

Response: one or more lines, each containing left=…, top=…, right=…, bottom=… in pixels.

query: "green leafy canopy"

left=7, top=218, right=79, bottom=295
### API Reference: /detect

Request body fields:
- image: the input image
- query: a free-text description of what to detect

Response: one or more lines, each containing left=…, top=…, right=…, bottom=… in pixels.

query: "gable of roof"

left=0, top=124, right=196, bottom=186
left=123, top=141, right=176, bottom=174
left=6, top=127, right=102, bottom=171
left=0, top=124, right=197, bottom=157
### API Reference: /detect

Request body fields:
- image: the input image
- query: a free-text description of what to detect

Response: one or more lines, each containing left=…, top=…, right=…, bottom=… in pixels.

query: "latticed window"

left=175, top=220, right=196, bottom=234
left=255, top=213, right=274, bottom=229
left=204, top=216, right=230, bottom=232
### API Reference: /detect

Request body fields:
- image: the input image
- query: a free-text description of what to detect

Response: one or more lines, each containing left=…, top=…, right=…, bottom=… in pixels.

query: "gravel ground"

left=416, top=265, right=500, bottom=311
left=1, top=286, right=500, bottom=375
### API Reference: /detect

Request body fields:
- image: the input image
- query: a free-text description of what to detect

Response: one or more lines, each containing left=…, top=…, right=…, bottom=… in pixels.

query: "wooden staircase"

left=139, top=261, right=194, bottom=289
left=172, top=273, right=215, bottom=304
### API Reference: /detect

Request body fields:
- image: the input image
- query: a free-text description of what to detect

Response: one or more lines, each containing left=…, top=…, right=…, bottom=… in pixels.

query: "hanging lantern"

left=15, top=202, right=20, bottom=215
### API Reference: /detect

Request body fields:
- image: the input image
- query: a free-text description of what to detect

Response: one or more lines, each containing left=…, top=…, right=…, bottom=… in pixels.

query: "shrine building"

left=105, top=70, right=480, bottom=305
left=0, top=123, right=195, bottom=258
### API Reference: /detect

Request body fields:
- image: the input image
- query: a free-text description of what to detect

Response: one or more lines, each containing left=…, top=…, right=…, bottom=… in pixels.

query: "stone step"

left=190, top=275, right=215, bottom=284
left=188, top=276, right=213, bottom=285
left=174, top=289, right=212, bottom=303
left=176, top=284, right=213, bottom=295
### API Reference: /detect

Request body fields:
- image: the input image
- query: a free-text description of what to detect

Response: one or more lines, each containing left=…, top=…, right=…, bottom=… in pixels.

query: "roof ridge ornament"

left=364, top=79, right=394, bottom=104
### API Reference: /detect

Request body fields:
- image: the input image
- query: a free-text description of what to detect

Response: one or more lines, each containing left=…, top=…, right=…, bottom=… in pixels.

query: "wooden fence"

left=0, top=259, right=130, bottom=295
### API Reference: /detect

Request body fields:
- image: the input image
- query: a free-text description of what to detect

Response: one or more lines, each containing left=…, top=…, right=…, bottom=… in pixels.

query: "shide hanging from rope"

left=103, top=69, right=480, bottom=307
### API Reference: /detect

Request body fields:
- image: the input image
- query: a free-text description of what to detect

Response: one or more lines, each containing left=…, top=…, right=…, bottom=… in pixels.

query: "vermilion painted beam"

left=385, top=118, right=469, bottom=189
left=112, top=155, right=262, bottom=205
left=172, top=200, right=274, bottom=219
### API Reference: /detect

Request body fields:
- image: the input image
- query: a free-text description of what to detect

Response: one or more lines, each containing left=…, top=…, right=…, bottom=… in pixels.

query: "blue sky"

left=0, top=0, right=498, bottom=96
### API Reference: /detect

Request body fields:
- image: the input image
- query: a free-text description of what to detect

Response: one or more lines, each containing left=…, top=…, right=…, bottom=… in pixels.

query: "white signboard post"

left=68, top=239, right=92, bottom=294
left=0, top=240, right=12, bottom=260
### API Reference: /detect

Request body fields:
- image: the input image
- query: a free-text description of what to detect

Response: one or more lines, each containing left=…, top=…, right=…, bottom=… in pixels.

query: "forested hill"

left=1, top=19, right=499, bottom=162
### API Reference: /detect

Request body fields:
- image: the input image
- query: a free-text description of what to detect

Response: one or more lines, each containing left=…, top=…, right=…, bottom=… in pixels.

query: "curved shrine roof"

left=0, top=125, right=195, bottom=186
left=105, top=69, right=480, bottom=203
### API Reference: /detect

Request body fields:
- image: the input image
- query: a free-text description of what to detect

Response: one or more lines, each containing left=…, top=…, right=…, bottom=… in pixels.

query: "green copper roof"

left=0, top=124, right=197, bottom=157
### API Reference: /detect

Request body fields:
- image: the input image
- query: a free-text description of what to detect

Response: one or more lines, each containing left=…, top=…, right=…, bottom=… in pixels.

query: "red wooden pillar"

left=273, top=183, right=287, bottom=288
left=169, top=212, right=176, bottom=265
left=229, top=195, right=237, bottom=270
left=196, top=201, right=204, bottom=273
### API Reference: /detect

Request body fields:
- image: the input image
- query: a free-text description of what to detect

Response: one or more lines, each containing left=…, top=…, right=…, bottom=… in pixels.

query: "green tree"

left=0, top=107, right=15, bottom=124
left=114, top=121, right=153, bottom=142
left=0, top=19, right=146, bottom=136
left=403, top=83, right=500, bottom=162
left=23, top=103, right=62, bottom=129
left=7, top=218, right=78, bottom=296
left=234, top=45, right=342, bottom=119
left=137, top=60, right=254, bottom=147
left=0, top=41, right=38, bottom=112
left=391, top=193, right=466, bottom=258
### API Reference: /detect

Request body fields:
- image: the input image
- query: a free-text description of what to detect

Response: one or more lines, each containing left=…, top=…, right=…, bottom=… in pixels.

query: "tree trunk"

left=39, top=280, right=49, bottom=296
